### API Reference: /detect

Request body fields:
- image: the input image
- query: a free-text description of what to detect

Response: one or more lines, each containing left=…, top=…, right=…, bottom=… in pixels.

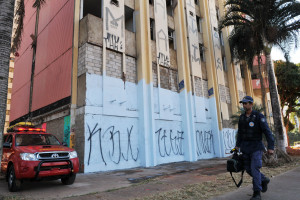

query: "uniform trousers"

left=243, top=150, right=267, bottom=191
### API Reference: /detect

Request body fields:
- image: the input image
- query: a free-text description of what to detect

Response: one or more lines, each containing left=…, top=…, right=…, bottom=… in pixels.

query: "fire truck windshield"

left=15, top=134, right=61, bottom=146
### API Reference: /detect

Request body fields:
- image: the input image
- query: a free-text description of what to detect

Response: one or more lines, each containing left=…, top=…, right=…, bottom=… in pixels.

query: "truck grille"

left=37, top=152, right=69, bottom=160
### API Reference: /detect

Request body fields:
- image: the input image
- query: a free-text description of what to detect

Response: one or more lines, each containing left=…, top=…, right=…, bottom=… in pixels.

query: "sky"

left=271, top=0, right=300, bottom=64
left=271, top=46, right=300, bottom=64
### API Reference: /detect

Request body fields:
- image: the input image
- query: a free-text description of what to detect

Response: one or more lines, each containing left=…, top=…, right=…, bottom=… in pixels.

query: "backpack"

left=227, top=150, right=245, bottom=187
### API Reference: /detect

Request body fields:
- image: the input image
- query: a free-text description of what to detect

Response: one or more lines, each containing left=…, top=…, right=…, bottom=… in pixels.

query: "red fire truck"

left=1, top=122, right=79, bottom=192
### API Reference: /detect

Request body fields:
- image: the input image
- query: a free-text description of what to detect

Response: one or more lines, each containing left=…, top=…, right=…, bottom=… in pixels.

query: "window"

left=220, top=31, right=224, bottom=46
left=216, top=7, right=220, bottom=21
left=240, top=64, right=245, bottom=79
left=83, top=0, right=102, bottom=18
left=196, top=16, right=203, bottom=33
left=125, top=6, right=135, bottom=32
left=199, top=44, right=206, bottom=62
left=168, top=28, right=176, bottom=49
left=7, top=135, right=13, bottom=145
left=223, top=56, right=227, bottom=71
left=150, top=18, right=155, bottom=40
left=3, top=134, right=8, bottom=143
left=166, top=0, right=173, bottom=16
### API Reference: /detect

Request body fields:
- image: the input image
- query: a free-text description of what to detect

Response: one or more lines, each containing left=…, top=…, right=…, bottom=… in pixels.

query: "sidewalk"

left=0, top=158, right=227, bottom=199
left=1, top=158, right=298, bottom=200
left=211, top=166, right=300, bottom=200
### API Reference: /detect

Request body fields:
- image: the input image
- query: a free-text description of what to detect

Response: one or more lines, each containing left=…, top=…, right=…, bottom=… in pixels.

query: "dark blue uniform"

left=236, top=110, right=274, bottom=192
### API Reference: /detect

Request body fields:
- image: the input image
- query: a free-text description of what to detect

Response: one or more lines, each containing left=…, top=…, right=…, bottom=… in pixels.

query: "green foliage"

left=275, top=60, right=300, bottom=129
left=287, top=132, right=300, bottom=146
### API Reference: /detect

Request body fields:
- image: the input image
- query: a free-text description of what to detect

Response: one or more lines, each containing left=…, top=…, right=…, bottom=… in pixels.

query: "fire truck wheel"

left=61, top=173, right=76, bottom=185
left=8, top=165, right=21, bottom=192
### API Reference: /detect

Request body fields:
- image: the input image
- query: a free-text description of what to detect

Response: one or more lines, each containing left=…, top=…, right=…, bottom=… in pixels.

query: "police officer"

left=235, top=96, right=274, bottom=200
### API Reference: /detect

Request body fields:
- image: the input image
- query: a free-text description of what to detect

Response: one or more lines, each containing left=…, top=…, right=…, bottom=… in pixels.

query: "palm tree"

left=219, top=0, right=300, bottom=152
left=225, top=23, right=268, bottom=116
left=0, top=0, right=46, bottom=163
left=0, top=0, right=15, bottom=163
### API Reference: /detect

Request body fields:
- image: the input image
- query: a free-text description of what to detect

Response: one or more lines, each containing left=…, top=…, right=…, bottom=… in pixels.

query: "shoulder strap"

left=230, top=170, right=244, bottom=187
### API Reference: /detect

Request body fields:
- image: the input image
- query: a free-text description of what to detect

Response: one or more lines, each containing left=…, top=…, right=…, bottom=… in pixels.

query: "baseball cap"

left=239, top=96, right=253, bottom=103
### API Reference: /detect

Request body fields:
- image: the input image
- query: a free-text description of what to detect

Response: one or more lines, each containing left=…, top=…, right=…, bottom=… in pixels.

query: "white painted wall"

left=83, top=74, right=237, bottom=172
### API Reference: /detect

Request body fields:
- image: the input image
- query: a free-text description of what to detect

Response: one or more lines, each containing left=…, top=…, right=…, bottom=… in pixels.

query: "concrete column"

left=244, top=67, right=254, bottom=97
left=198, top=0, right=224, bottom=157
left=217, top=0, right=239, bottom=117
left=135, top=0, right=156, bottom=167
left=173, top=0, right=197, bottom=161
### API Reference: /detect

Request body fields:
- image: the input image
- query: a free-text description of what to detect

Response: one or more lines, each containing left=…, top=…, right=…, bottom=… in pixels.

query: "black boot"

left=262, top=177, right=270, bottom=193
left=250, top=191, right=261, bottom=200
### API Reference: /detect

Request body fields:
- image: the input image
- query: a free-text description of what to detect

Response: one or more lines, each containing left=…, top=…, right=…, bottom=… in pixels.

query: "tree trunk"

left=265, top=52, right=287, bottom=152
left=0, top=0, right=15, bottom=164
left=257, top=54, right=267, bottom=116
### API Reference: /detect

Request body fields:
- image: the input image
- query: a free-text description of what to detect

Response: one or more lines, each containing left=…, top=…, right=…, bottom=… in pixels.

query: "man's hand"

left=267, top=149, right=274, bottom=154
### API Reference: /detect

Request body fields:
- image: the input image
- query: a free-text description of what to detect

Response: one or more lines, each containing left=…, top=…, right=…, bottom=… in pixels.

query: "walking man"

left=235, top=96, right=274, bottom=200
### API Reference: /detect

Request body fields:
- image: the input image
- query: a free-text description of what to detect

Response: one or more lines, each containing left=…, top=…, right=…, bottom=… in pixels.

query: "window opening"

left=223, top=56, right=227, bottom=71
left=168, top=28, right=176, bottom=49
left=216, top=7, right=220, bottom=21
left=125, top=6, right=135, bottom=32
left=150, top=18, right=155, bottom=40
left=196, top=16, right=203, bottom=33
left=166, top=0, right=174, bottom=16
left=199, top=44, right=206, bottom=62
left=220, top=31, right=224, bottom=46
left=83, top=0, right=102, bottom=18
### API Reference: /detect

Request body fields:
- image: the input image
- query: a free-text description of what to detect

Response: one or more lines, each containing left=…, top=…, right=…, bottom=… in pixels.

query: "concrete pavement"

left=211, top=166, right=300, bottom=200
left=0, top=158, right=227, bottom=199
left=0, top=158, right=299, bottom=200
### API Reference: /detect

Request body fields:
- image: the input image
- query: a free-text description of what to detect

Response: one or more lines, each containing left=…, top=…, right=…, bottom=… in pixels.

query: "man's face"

left=242, top=102, right=253, bottom=111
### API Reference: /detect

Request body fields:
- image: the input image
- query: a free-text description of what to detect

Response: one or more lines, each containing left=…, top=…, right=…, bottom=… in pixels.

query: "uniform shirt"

left=236, top=110, right=274, bottom=154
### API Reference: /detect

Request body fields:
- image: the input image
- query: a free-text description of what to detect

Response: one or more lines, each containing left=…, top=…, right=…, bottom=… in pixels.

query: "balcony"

left=79, top=14, right=136, bottom=57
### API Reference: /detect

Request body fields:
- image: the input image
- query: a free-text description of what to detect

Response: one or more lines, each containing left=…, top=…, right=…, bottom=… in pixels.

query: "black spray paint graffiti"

left=188, top=15, right=198, bottom=34
left=192, top=44, right=200, bottom=63
left=157, top=29, right=168, bottom=52
left=223, top=129, right=236, bottom=154
left=155, top=0, right=166, bottom=19
left=104, top=33, right=123, bottom=51
left=157, top=52, right=170, bottom=67
left=105, top=7, right=124, bottom=36
left=196, top=130, right=215, bottom=155
left=155, top=128, right=184, bottom=157
left=87, top=124, right=139, bottom=166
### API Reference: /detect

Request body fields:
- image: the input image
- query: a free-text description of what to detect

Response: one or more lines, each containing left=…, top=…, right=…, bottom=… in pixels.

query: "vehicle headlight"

left=20, top=153, right=38, bottom=161
left=69, top=151, right=78, bottom=159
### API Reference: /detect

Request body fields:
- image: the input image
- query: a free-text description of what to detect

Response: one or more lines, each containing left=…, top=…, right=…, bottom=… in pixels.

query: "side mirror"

left=3, top=142, right=12, bottom=148
left=62, top=142, right=68, bottom=147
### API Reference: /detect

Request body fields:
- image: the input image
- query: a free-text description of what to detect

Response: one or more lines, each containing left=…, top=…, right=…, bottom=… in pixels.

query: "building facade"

left=10, top=0, right=255, bottom=173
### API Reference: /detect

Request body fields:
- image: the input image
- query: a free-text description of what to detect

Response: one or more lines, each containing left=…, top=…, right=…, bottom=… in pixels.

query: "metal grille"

left=37, top=152, right=69, bottom=160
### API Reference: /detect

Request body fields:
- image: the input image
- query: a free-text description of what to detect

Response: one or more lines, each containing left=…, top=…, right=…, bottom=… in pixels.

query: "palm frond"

left=33, top=0, right=46, bottom=9
left=11, top=0, right=25, bottom=53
